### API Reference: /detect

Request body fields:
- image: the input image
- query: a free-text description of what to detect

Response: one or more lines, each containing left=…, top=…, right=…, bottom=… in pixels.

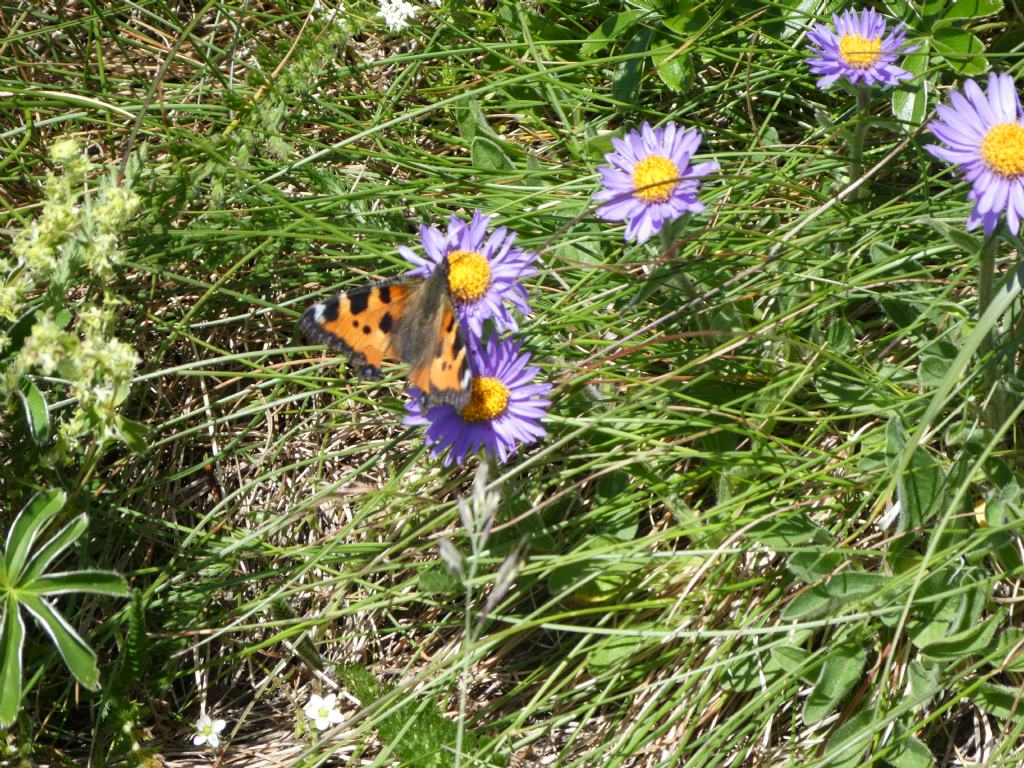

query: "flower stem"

left=849, top=85, right=872, bottom=202
left=978, top=234, right=1008, bottom=429
left=659, top=220, right=708, bottom=332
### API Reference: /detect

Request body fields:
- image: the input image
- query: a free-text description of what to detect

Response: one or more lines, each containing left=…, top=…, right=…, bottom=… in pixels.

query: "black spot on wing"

left=446, top=314, right=455, bottom=333
left=435, top=340, right=444, bottom=358
left=451, top=333, right=464, bottom=356
left=362, top=324, right=372, bottom=334
left=379, top=285, right=391, bottom=304
left=348, top=290, right=370, bottom=315
left=379, top=312, right=393, bottom=334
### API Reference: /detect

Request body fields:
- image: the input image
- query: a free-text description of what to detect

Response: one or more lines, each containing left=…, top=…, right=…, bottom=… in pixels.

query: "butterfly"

left=300, top=260, right=472, bottom=410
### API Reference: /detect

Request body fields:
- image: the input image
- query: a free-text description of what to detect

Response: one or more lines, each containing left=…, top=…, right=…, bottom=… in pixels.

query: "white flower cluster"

left=376, top=0, right=419, bottom=31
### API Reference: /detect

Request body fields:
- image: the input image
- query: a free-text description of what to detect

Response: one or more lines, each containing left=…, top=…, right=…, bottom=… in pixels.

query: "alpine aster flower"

left=805, top=9, right=917, bottom=89
left=926, top=73, right=1024, bottom=235
left=593, top=121, right=718, bottom=244
left=303, top=693, right=344, bottom=731
left=193, top=714, right=226, bottom=748
left=404, top=334, right=551, bottom=467
left=400, top=210, right=537, bottom=336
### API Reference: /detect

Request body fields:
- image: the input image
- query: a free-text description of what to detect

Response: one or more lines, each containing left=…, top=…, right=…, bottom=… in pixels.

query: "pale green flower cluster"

left=3, top=140, right=139, bottom=318
left=2, top=139, right=142, bottom=459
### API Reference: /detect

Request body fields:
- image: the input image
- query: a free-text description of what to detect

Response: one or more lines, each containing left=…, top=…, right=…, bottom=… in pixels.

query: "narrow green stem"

left=849, top=85, right=872, bottom=202
left=658, top=215, right=707, bottom=331
left=978, top=234, right=1008, bottom=430
left=978, top=235, right=997, bottom=324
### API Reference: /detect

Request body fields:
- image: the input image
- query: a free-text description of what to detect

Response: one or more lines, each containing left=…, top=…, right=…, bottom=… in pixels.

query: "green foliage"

left=0, top=489, right=129, bottom=727
left=2, top=0, right=1024, bottom=765
left=1, top=140, right=146, bottom=462
left=341, top=665, right=492, bottom=768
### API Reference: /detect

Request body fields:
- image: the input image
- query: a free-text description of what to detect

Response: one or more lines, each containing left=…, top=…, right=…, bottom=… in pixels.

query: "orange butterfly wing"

left=300, top=282, right=409, bottom=378
left=301, top=280, right=472, bottom=409
left=408, top=304, right=471, bottom=410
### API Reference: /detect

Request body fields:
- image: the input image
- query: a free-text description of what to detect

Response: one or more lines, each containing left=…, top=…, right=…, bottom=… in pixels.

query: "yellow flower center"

left=446, top=250, right=491, bottom=303
left=460, top=376, right=510, bottom=422
left=838, top=34, right=882, bottom=69
left=981, top=123, right=1024, bottom=178
left=631, top=155, right=680, bottom=203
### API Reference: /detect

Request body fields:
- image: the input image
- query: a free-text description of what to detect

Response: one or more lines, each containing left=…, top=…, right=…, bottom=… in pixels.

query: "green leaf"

left=652, top=41, right=692, bottom=92
left=20, top=594, right=100, bottom=690
left=920, top=216, right=983, bottom=253
left=587, top=629, right=655, bottom=677
left=748, top=513, right=832, bottom=548
left=113, top=415, right=150, bottom=454
left=581, top=9, right=649, bottom=56
left=5, top=489, right=68, bottom=582
left=823, top=708, right=875, bottom=768
left=920, top=0, right=946, bottom=19
left=21, top=514, right=89, bottom=584
left=787, top=550, right=844, bottom=584
left=993, top=627, right=1024, bottom=672
left=941, top=0, right=1002, bottom=20
left=30, top=570, right=129, bottom=597
left=0, top=599, right=25, bottom=727
left=662, top=3, right=710, bottom=35
left=594, top=470, right=639, bottom=540
left=418, top=562, right=460, bottom=594
left=783, top=587, right=834, bottom=621
left=918, top=341, right=959, bottom=390
left=803, top=643, right=868, bottom=724
left=16, top=378, right=50, bottom=444
left=612, top=29, right=653, bottom=105
left=921, top=614, right=1000, bottom=661
left=887, top=419, right=944, bottom=529
left=471, top=136, right=513, bottom=171
left=902, top=569, right=966, bottom=645
left=932, top=27, right=987, bottom=75
left=784, top=572, right=890, bottom=621
left=887, top=732, right=935, bottom=768
left=970, top=682, right=1022, bottom=721
left=547, top=537, right=644, bottom=604
left=720, top=644, right=785, bottom=692
left=892, top=45, right=929, bottom=132
left=908, top=659, right=941, bottom=710
left=769, top=644, right=814, bottom=679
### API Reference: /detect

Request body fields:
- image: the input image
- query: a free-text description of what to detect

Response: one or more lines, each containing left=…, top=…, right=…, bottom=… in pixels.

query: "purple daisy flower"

left=926, top=73, right=1024, bottom=236
left=403, top=334, right=552, bottom=467
left=593, top=121, right=718, bottom=245
left=399, top=210, right=538, bottom=337
left=805, top=8, right=917, bottom=89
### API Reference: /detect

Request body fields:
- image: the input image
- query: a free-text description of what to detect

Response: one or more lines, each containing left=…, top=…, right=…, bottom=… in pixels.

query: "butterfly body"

left=300, top=264, right=472, bottom=409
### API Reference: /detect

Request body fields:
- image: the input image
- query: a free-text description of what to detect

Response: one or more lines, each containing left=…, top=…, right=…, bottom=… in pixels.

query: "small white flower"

left=376, top=0, right=417, bottom=31
left=303, top=693, right=344, bottom=731
left=193, top=714, right=226, bottom=748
